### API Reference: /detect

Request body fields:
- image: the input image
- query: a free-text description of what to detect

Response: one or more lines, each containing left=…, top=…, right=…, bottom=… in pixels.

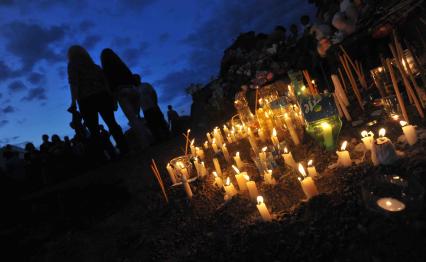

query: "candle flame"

left=187, top=129, right=191, bottom=134
left=284, top=112, right=289, bottom=119
left=201, top=161, right=205, bottom=166
left=399, top=121, right=408, bottom=127
left=223, top=143, right=227, bottom=148
left=225, top=177, right=230, bottom=186
left=272, top=128, right=277, bottom=137
left=236, top=152, right=240, bottom=157
left=212, top=138, right=216, bottom=143
left=311, top=80, right=315, bottom=84
left=232, top=165, right=240, bottom=174
left=321, top=122, right=331, bottom=129
left=213, top=171, right=218, bottom=177
left=386, top=200, right=392, bottom=207
left=308, top=159, right=313, bottom=166
left=340, top=141, right=348, bottom=151
left=391, top=114, right=399, bottom=120
left=257, top=195, right=264, bottom=205
left=223, top=124, right=227, bottom=129
left=243, top=174, right=250, bottom=181
left=190, top=139, right=194, bottom=146
left=284, top=147, right=288, bottom=154
left=262, top=146, right=267, bottom=152
left=361, top=130, right=368, bottom=138
left=298, top=163, right=307, bottom=177
left=379, top=128, right=386, bottom=137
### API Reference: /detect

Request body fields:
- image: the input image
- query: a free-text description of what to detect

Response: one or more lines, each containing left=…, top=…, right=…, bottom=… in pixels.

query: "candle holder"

left=288, top=70, right=311, bottom=101
left=169, top=155, right=197, bottom=185
left=306, top=116, right=342, bottom=151
left=381, top=94, right=402, bottom=118
left=234, top=90, right=258, bottom=129
left=361, top=174, right=424, bottom=215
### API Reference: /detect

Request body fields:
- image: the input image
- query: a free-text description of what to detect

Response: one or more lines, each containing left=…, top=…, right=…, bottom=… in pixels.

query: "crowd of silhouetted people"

left=1, top=45, right=185, bottom=190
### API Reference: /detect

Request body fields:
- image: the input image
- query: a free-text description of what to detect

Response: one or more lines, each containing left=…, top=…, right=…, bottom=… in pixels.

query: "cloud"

left=8, top=80, right=26, bottom=93
left=121, top=41, right=150, bottom=67
left=111, top=36, right=132, bottom=47
left=2, top=105, right=15, bottom=114
left=0, top=120, right=8, bottom=128
left=79, top=20, right=94, bottom=32
left=0, top=60, right=18, bottom=82
left=82, top=34, right=102, bottom=49
left=21, top=87, right=47, bottom=101
left=2, top=21, right=68, bottom=70
left=158, top=32, right=170, bottom=43
left=27, top=72, right=45, bottom=85
left=0, top=0, right=13, bottom=6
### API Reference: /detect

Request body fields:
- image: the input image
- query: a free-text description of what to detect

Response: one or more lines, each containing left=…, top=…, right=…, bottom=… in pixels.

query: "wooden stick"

left=303, top=70, right=317, bottom=95
left=333, top=93, right=344, bottom=117
left=339, top=45, right=367, bottom=89
left=405, top=40, right=426, bottom=100
left=183, top=129, right=191, bottom=156
left=338, top=68, right=349, bottom=92
left=386, top=58, right=409, bottom=123
left=389, top=44, right=424, bottom=118
left=339, top=55, right=364, bottom=110
left=150, top=160, right=169, bottom=203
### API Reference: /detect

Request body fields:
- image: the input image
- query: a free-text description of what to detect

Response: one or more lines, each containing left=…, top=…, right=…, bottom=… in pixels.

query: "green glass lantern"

left=288, top=70, right=311, bottom=102
left=300, top=94, right=342, bottom=150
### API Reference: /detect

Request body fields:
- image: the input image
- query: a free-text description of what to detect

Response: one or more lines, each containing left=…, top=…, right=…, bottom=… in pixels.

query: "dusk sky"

left=0, top=0, right=313, bottom=147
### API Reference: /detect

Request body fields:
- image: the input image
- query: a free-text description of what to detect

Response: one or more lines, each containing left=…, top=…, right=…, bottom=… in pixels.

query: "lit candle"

left=307, top=160, right=318, bottom=177
left=244, top=174, right=259, bottom=201
left=264, top=169, right=276, bottom=185
left=166, top=163, right=177, bottom=184
left=284, top=113, right=300, bottom=145
left=248, top=136, right=259, bottom=154
left=190, top=139, right=196, bottom=156
left=230, top=129, right=237, bottom=142
left=223, top=124, right=230, bottom=137
left=212, top=138, right=220, bottom=154
left=232, top=165, right=248, bottom=191
left=297, top=163, right=319, bottom=199
left=256, top=196, right=272, bottom=221
left=176, top=161, right=189, bottom=179
left=271, top=128, right=280, bottom=148
left=224, top=177, right=237, bottom=198
left=213, top=171, right=223, bottom=188
left=181, top=169, right=193, bottom=199
left=282, top=147, right=297, bottom=169
left=193, top=157, right=201, bottom=177
left=376, top=197, right=405, bottom=212
left=200, top=161, right=207, bottom=177
left=372, top=128, right=397, bottom=166
left=321, top=122, right=334, bottom=149
left=233, top=152, right=244, bottom=170
left=259, top=147, right=268, bottom=168
left=203, top=141, right=209, bottom=150
left=258, top=128, right=267, bottom=142
left=361, top=130, right=374, bottom=151
left=206, top=132, right=212, bottom=144
left=336, top=141, right=352, bottom=167
left=400, top=121, right=417, bottom=145
left=226, top=134, right=233, bottom=144
left=196, top=147, right=205, bottom=160
left=213, top=158, right=222, bottom=176
left=222, top=143, right=231, bottom=162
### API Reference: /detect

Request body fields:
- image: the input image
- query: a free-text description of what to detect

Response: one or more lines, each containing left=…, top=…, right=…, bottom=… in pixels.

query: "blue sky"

left=0, top=0, right=313, bottom=147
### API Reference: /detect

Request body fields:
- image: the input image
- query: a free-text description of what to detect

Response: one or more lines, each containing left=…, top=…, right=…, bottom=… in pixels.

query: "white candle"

left=213, top=158, right=222, bottom=176
left=222, top=143, right=231, bottom=162
left=223, top=124, right=230, bottom=137
left=233, top=152, right=244, bottom=170
left=258, top=128, right=267, bottom=142
left=226, top=134, right=233, bottom=144
left=206, top=132, right=212, bottom=144
left=336, top=141, right=352, bottom=167
left=284, top=113, right=300, bottom=145
left=193, top=158, right=201, bottom=177
left=259, top=147, right=268, bottom=168
left=190, top=139, right=196, bottom=156
left=181, top=170, right=193, bottom=199
left=320, top=122, right=334, bottom=149
left=400, top=121, right=417, bottom=145
left=213, top=171, right=223, bottom=188
left=264, top=169, right=276, bottom=185
left=230, top=129, right=236, bottom=142
left=271, top=128, right=280, bottom=148
left=244, top=174, right=259, bottom=201
left=196, top=147, right=205, bottom=160
left=376, top=197, right=405, bottom=212
left=282, top=147, right=297, bottom=169
left=361, top=130, right=374, bottom=151
left=166, top=163, right=177, bottom=184
left=248, top=136, right=259, bottom=154
left=232, top=165, right=247, bottom=191
left=256, top=196, right=272, bottom=221
left=307, top=160, right=318, bottom=177
left=200, top=161, right=207, bottom=177
left=298, top=163, right=319, bottom=199
left=212, top=138, right=220, bottom=154
left=203, top=141, right=209, bottom=150
left=224, top=177, right=237, bottom=198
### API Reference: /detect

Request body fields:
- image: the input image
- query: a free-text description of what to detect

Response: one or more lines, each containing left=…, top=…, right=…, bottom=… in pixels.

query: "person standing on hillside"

left=134, top=74, right=169, bottom=142
left=167, top=105, right=181, bottom=136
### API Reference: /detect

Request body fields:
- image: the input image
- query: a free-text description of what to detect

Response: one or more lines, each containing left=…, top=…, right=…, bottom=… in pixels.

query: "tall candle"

left=284, top=113, right=300, bottom=145
left=193, top=158, right=201, bottom=177
left=258, top=128, right=267, bottom=142
left=200, top=161, right=207, bottom=177
left=232, top=165, right=248, bottom=191
left=271, top=128, right=280, bottom=148
left=196, top=147, right=205, bottom=160
left=181, top=170, right=193, bottom=199
left=190, top=139, right=196, bottom=156
left=213, top=171, right=223, bottom=188
left=282, top=147, right=297, bottom=169
left=321, top=122, right=334, bottom=149
left=230, top=129, right=236, bottom=142
left=264, top=169, right=276, bottom=185
left=224, top=177, right=237, bottom=198
left=233, top=152, right=244, bottom=170
left=206, top=132, right=212, bottom=144
left=226, top=134, right=233, bottom=144
left=256, top=196, right=272, bottom=221
left=400, top=121, right=417, bottom=145
left=259, top=147, right=268, bottom=168
left=361, top=130, right=374, bottom=151
left=336, top=141, right=352, bottom=167
left=244, top=174, right=259, bottom=201
left=166, top=163, right=177, bottom=184
left=203, top=141, right=209, bottom=150
left=298, top=163, right=319, bottom=199
left=213, top=158, right=222, bottom=176
left=223, top=124, right=230, bottom=137
left=222, top=143, right=231, bottom=162
left=307, top=160, right=318, bottom=177
left=212, top=138, right=220, bottom=154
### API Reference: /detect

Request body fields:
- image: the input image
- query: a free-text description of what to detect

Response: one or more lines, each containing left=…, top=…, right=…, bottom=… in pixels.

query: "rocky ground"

left=2, top=106, right=426, bottom=262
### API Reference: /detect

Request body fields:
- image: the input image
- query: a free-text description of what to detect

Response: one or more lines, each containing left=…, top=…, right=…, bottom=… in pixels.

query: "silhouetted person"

left=100, top=49, right=150, bottom=149
left=134, top=74, right=169, bottom=142
left=24, top=143, right=42, bottom=189
left=67, top=45, right=128, bottom=157
left=288, top=24, right=299, bottom=45
left=39, top=134, right=52, bottom=154
left=68, top=105, right=89, bottom=139
left=99, top=125, right=117, bottom=160
left=167, top=105, right=181, bottom=136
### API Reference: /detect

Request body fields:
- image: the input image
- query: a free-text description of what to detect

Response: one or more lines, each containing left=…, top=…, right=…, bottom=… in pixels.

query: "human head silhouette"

left=42, top=134, right=49, bottom=143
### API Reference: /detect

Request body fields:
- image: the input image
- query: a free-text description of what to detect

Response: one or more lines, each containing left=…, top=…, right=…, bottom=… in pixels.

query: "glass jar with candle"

left=381, top=94, right=402, bottom=118
left=305, top=115, right=342, bottom=151
left=288, top=70, right=311, bottom=102
left=234, top=90, right=258, bottom=129
left=169, top=155, right=197, bottom=184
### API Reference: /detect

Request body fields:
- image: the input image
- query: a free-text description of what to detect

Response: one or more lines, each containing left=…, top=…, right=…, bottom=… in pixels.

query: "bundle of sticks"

left=150, top=159, right=169, bottom=204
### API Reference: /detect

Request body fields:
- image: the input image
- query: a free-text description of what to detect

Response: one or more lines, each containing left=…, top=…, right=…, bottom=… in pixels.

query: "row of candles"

left=166, top=114, right=418, bottom=220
